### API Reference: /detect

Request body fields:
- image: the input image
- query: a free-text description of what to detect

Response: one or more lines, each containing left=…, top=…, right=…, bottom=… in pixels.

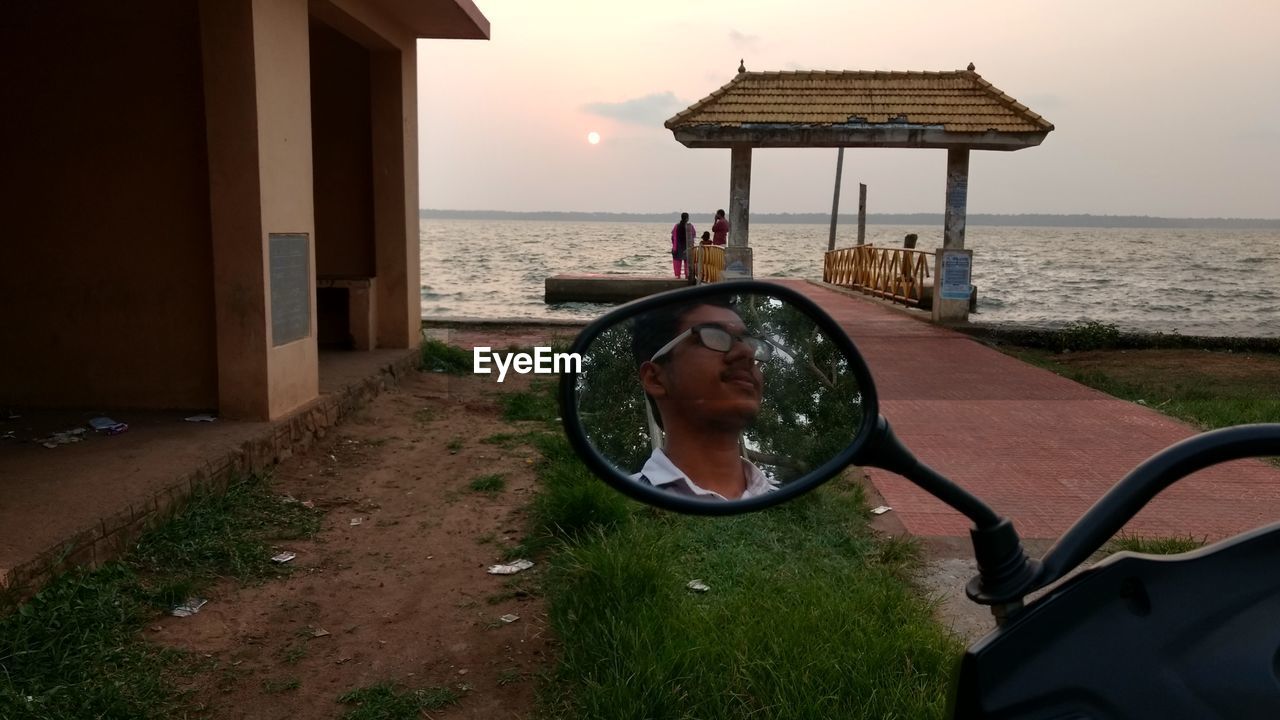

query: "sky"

left=415, top=0, right=1280, bottom=218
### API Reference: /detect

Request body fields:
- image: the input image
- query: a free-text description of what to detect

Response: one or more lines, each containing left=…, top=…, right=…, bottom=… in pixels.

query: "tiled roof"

left=666, top=69, right=1053, bottom=133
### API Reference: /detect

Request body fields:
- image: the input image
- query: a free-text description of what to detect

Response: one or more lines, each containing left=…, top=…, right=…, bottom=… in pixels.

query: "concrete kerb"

left=0, top=348, right=420, bottom=602
left=422, top=316, right=589, bottom=329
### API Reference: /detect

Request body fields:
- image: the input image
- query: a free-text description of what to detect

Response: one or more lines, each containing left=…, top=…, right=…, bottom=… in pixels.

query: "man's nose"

left=723, top=338, right=756, bottom=363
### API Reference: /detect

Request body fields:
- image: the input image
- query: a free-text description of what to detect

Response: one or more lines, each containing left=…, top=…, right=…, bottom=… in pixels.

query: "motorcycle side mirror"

left=561, top=281, right=1037, bottom=613
left=558, top=281, right=880, bottom=514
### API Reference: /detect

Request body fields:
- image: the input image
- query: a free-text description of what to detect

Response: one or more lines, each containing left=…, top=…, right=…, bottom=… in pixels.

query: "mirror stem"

left=863, top=416, right=1000, bottom=528
left=863, top=416, right=1039, bottom=607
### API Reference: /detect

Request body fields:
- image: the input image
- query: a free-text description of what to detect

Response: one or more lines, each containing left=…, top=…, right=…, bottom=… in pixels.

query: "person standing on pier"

left=712, top=209, right=730, bottom=246
left=900, top=233, right=920, bottom=294
left=670, top=212, right=695, bottom=278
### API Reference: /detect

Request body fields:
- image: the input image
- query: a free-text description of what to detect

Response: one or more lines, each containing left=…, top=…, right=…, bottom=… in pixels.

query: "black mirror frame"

left=558, top=279, right=881, bottom=516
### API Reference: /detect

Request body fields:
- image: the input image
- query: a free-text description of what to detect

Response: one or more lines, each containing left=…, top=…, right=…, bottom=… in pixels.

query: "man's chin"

left=706, top=405, right=760, bottom=431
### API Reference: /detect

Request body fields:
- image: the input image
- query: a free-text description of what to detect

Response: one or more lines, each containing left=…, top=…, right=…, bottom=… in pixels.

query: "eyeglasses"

left=650, top=324, right=773, bottom=363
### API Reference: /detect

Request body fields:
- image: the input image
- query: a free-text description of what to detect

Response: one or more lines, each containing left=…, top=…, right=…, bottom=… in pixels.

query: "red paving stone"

left=769, top=279, right=1280, bottom=542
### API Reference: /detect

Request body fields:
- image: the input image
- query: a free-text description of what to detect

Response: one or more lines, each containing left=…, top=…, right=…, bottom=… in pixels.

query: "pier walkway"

left=772, top=279, right=1280, bottom=542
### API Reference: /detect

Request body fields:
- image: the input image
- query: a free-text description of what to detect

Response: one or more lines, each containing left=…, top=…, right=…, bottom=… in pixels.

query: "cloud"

left=582, top=92, right=688, bottom=126
left=729, top=29, right=761, bottom=52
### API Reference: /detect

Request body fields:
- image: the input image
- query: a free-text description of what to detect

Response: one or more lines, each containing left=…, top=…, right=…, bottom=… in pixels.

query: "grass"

left=0, top=474, right=322, bottom=719
left=281, top=643, right=307, bottom=665
left=501, top=381, right=559, bottom=423
left=1108, top=534, right=1206, bottom=555
left=512, top=382, right=961, bottom=719
left=337, top=683, right=459, bottom=720
left=418, top=338, right=471, bottom=375
left=446, top=437, right=464, bottom=454
left=1007, top=347, right=1280, bottom=432
left=468, top=474, right=507, bottom=494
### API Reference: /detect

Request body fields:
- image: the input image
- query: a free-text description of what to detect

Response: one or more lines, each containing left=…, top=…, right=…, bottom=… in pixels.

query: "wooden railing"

left=823, top=244, right=933, bottom=306
left=688, top=245, right=725, bottom=283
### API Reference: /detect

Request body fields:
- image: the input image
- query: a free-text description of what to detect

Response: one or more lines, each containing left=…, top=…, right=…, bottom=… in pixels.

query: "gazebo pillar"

left=934, top=147, right=973, bottom=323
left=725, top=145, right=753, bottom=278
left=943, top=147, right=969, bottom=249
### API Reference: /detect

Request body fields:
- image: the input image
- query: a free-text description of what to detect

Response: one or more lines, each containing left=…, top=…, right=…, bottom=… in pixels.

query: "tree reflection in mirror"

left=576, top=291, right=865, bottom=501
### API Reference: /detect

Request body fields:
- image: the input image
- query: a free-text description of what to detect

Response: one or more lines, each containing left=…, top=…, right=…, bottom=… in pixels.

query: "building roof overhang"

left=667, top=68, right=1053, bottom=151
left=672, top=124, right=1049, bottom=150
left=369, top=0, right=490, bottom=39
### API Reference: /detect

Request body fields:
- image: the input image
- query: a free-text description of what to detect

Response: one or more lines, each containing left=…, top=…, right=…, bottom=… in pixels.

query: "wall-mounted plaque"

left=269, top=233, right=311, bottom=346
left=939, top=249, right=973, bottom=301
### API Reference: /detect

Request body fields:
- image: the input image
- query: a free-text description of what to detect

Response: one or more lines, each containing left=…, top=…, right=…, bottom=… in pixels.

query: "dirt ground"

left=150, top=369, right=553, bottom=719
left=136, top=338, right=1280, bottom=712
left=1049, top=348, right=1280, bottom=389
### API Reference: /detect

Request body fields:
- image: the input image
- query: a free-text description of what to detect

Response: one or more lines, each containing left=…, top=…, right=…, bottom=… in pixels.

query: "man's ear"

left=638, top=361, right=669, bottom=398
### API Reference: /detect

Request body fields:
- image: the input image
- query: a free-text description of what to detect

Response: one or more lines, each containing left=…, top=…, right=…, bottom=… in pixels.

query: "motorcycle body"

left=557, top=280, right=1280, bottom=719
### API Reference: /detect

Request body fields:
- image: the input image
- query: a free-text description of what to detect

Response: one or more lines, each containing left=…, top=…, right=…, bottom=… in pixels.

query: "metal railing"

left=823, top=244, right=933, bottom=306
left=688, top=244, right=726, bottom=283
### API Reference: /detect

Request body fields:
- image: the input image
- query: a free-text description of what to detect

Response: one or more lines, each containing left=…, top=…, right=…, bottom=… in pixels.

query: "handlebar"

left=1031, top=424, right=1280, bottom=592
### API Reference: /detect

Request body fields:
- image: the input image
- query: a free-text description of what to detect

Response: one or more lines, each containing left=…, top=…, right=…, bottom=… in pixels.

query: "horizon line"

left=420, top=208, right=1280, bottom=222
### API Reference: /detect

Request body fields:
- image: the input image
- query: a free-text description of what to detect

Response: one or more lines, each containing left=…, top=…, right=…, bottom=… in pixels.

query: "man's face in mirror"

left=640, top=304, right=764, bottom=433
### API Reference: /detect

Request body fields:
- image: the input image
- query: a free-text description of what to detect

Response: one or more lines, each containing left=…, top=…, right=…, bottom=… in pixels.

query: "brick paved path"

left=771, top=279, right=1280, bottom=541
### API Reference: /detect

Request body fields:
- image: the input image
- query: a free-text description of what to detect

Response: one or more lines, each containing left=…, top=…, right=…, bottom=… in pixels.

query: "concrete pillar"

left=348, top=280, right=377, bottom=351
left=726, top=146, right=753, bottom=278
left=200, top=0, right=319, bottom=420
left=371, top=47, right=419, bottom=349
left=937, top=147, right=971, bottom=321
left=728, top=146, right=752, bottom=247
left=943, top=147, right=970, bottom=249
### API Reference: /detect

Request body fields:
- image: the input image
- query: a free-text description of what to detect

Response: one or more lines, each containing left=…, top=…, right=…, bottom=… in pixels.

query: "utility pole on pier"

left=827, top=147, right=844, bottom=252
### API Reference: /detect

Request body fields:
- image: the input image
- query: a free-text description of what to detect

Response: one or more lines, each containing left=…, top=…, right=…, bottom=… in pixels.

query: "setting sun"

left=587, top=131, right=600, bottom=145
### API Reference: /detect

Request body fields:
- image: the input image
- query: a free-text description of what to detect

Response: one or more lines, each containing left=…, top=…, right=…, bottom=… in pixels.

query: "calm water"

left=421, top=220, right=1280, bottom=337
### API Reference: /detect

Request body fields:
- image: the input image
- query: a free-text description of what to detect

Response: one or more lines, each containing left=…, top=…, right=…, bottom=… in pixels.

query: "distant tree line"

left=420, top=209, right=1280, bottom=230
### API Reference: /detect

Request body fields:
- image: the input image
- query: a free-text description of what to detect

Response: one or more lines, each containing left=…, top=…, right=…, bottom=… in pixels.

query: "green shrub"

left=418, top=339, right=471, bottom=374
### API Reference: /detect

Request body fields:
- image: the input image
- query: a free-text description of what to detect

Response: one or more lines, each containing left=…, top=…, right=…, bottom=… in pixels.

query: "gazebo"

left=665, top=63, right=1053, bottom=320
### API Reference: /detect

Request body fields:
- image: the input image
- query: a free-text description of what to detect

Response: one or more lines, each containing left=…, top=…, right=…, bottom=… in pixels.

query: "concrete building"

left=0, top=0, right=489, bottom=420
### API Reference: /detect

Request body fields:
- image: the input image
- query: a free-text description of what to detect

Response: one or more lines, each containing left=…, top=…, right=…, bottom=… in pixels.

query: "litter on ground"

left=170, top=597, right=208, bottom=617
left=487, top=559, right=534, bottom=575
left=41, top=428, right=87, bottom=449
left=89, top=417, right=128, bottom=435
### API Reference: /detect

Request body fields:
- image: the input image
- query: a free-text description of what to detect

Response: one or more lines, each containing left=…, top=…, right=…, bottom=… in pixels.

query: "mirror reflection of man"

left=630, top=299, right=778, bottom=500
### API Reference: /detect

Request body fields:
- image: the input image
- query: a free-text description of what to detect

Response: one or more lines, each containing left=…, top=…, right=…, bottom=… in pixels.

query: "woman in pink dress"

left=670, top=212, right=695, bottom=278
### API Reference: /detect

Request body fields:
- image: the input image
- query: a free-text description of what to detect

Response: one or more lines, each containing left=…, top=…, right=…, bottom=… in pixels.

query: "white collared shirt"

left=631, top=448, right=778, bottom=501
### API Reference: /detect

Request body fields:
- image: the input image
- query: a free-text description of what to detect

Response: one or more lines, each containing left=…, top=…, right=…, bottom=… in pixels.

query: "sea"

left=420, top=220, right=1280, bottom=338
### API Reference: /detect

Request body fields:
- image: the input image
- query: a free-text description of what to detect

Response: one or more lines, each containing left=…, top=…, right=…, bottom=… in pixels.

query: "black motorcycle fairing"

left=950, top=521, right=1280, bottom=719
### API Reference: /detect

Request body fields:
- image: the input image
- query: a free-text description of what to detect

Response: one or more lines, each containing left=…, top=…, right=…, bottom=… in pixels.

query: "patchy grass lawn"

left=502, top=384, right=963, bottom=719
left=0, top=475, right=321, bottom=719
left=1006, top=347, right=1280, bottom=432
